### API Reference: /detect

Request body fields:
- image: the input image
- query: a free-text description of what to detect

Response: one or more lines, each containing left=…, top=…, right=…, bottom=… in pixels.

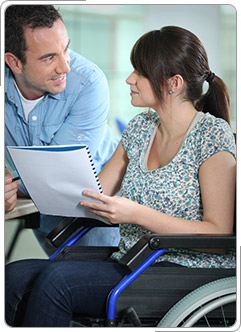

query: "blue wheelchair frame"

left=106, top=248, right=166, bottom=325
left=49, top=227, right=92, bottom=260
left=48, top=226, right=167, bottom=325
left=49, top=227, right=236, bottom=327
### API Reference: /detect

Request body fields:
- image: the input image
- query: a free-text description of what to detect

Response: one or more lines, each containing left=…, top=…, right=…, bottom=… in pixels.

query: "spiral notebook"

left=7, top=145, right=110, bottom=224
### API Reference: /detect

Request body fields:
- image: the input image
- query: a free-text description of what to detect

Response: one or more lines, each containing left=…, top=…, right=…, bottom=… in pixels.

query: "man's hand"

left=5, top=168, right=20, bottom=212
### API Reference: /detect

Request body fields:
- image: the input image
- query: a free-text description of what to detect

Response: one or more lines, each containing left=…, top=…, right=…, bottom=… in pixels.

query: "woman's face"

left=126, top=70, right=160, bottom=109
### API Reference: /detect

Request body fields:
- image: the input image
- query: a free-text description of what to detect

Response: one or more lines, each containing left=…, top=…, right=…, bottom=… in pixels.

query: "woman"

left=5, top=26, right=236, bottom=327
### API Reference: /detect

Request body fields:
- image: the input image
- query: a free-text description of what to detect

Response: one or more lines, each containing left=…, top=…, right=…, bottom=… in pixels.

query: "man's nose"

left=56, top=53, right=70, bottom=74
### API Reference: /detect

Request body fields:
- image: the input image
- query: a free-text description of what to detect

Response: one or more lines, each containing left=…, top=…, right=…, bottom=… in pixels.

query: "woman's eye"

left=135, top=70, right=143, bottom=76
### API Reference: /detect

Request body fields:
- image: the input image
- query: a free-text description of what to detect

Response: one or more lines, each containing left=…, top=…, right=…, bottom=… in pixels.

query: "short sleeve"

left=199, top=117, right=236, bottom=166
left=121, top=112, right=150, bottom=158
left=121, top=119, right=132, bottom=154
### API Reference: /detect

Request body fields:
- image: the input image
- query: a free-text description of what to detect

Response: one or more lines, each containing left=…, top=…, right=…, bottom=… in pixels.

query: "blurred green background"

left=58, top=4, right=236, bottom=137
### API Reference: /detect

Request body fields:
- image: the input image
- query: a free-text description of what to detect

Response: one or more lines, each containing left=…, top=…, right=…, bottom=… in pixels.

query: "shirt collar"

left=5, top=67, right=68, bottom=101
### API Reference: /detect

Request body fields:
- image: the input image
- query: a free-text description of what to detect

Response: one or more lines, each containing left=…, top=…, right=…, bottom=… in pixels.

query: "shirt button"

left=10, top=96, right=14, bottom=100
left=78, top=135, right=82, bottom=141
left=32, top=115, right=37, bottom=121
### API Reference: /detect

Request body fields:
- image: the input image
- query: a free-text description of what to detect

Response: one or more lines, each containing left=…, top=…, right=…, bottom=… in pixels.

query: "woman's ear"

left=168, top=74, right=184, bottom=93
left=5, top=53, right=24, bottom=74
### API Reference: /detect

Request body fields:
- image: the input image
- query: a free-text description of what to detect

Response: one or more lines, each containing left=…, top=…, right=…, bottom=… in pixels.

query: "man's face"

left=18, top=19, right=70, bottom=99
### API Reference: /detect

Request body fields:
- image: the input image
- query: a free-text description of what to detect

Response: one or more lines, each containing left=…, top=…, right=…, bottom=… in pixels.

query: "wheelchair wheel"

left=157, top=276, right=236, bottom=327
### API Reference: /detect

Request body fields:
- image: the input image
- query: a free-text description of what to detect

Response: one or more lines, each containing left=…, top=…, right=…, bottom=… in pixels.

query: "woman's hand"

left=5, top=169, right=20, bottom=212
left=80, top=190, right=139, bottom=224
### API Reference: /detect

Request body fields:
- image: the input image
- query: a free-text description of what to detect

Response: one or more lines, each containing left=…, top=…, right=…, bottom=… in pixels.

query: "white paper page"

left=7, top=145, right=110, bottom=224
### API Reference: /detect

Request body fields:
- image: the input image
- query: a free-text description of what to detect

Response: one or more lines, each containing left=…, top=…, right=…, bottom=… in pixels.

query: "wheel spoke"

left=221, top=305, right=227, bottom=327
left=204, top=313, right=210, bottom=327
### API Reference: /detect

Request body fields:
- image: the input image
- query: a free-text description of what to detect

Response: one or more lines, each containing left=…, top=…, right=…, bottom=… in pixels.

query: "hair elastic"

left=206, top=71, right=215, bottom=84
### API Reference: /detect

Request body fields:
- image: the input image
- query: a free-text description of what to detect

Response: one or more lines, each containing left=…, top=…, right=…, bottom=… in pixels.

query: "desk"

left=5, top=198, right=39, bottom=261
left=5, top=198, right=38, bottom=220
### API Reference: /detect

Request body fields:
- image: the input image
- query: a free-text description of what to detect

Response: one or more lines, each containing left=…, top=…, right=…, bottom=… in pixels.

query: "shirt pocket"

left=39, top=123, right=62, bottom=145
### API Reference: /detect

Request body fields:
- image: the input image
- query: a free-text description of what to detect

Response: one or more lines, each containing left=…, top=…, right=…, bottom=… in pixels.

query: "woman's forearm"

left=134, top=204, right=233, bottom=235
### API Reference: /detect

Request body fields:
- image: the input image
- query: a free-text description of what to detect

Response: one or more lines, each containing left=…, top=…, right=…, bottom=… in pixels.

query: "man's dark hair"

left=5, top=5, right=63, bottom=65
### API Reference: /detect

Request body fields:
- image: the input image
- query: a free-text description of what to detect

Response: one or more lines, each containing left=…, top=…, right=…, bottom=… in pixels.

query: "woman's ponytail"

left=195, top=72, right=231, bottom=125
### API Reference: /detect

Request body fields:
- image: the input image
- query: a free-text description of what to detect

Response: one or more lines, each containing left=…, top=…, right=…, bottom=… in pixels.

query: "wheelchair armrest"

left=148, top=233, right=236, bottom=249
left=119, top=233, right=236, bottom=272
left=46, top=217, right=118, bottom=248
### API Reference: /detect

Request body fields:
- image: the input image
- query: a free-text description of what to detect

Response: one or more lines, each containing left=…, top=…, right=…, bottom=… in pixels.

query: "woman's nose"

left=126, top=72, right=136, bottom=85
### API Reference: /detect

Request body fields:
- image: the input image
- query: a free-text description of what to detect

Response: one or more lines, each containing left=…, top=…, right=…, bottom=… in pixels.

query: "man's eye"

left=46, top=56, right=54, bottom=62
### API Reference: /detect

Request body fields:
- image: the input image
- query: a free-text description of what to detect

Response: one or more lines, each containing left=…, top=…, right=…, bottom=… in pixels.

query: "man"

left=5, top=5, right=120, bottom=254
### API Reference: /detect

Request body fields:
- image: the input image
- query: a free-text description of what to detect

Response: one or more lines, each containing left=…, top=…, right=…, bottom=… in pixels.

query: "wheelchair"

left=45, top=214, right=236, bottom=328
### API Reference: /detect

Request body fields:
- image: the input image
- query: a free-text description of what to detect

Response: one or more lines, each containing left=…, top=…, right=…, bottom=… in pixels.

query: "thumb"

left=5, top=169, right=13, bottom=184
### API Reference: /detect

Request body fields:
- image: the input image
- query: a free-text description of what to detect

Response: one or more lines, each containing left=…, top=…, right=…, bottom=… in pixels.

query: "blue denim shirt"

left=5, top=50, right=120, bottom=247
left=5, top=50, right=119, bottom=195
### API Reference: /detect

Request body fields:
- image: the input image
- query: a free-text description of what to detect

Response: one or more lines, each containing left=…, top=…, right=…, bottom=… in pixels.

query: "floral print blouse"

left=111, top=110, right=236, bottom=268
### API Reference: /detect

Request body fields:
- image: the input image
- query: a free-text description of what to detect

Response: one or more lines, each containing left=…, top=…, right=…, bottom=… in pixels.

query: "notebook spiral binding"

left=86, top=147, right=103, bottom=194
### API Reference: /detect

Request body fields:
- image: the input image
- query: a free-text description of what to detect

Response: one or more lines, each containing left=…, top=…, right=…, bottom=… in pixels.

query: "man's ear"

left=5, top=53, right=23, bottom=74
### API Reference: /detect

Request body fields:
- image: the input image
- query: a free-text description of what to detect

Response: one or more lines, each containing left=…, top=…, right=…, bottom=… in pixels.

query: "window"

left=58, top=4, right=236, bottom=135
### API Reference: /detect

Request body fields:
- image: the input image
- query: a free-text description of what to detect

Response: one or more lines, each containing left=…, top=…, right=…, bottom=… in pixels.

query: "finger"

left=80, top=200, right=110, bottom=213
left=5, top=193, right=17, bottom=206
left=5, top=194, right=17, bottom=211
left=5, top=174, right=13, bottom=185
left=6, top=184, right=18, bottom=196
left=5, top=182, right=20, bottom=194
left=4, top=190, right=17, bottom=203
left=5, top=168, right=12, bottom=176
left=82, top=190, right=108, bottom=203
left=5, top=200, right=17, bottom=212
left=87, top=208, right=112, bottom=222
left=5, top=169, right=13, bottom=183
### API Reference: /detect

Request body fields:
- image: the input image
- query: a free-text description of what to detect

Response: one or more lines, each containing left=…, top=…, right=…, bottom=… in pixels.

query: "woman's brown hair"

left=130, top=26, right=230, bottom=124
